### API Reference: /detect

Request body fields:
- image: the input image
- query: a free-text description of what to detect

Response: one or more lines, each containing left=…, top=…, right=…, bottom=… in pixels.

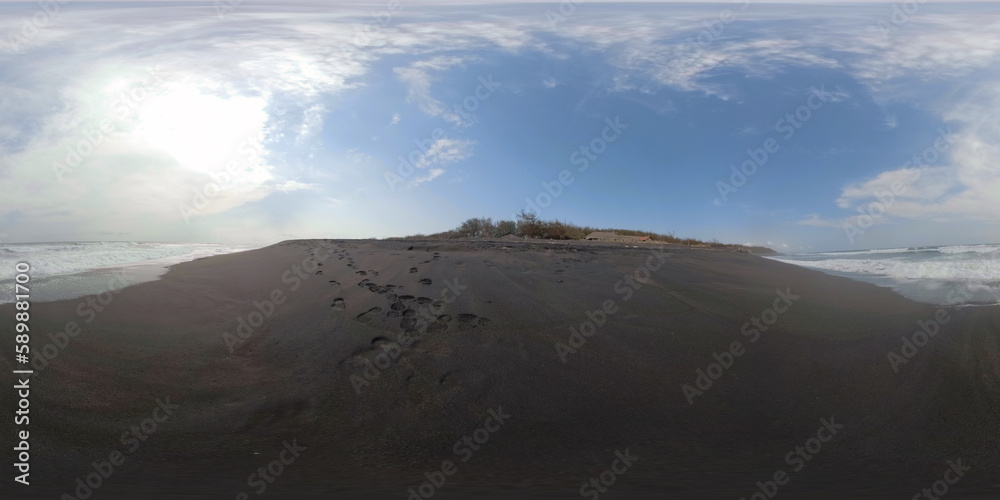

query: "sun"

left=127, top=84, right=270, bottom=177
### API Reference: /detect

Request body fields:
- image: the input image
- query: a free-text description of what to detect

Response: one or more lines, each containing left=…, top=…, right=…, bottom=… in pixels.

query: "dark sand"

left=2, top=239, right=998, bottom=499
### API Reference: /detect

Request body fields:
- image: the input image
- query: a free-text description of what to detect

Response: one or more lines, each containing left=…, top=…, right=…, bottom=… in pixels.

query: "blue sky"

left=1, top=2, right=999, bottom=252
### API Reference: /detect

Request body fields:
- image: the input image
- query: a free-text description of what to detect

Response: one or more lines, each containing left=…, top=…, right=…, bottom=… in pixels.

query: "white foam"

left=768, top=256, right=1000, bottom=281
left=0, top=242, right=255, bottom=279
left=935, top=244, right=1000, bottom=255
left=808, top=247, right=932, bottom=257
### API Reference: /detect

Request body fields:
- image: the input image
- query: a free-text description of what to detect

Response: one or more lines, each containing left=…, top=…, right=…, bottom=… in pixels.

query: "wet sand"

left=2, top=239, right=998, bottom=499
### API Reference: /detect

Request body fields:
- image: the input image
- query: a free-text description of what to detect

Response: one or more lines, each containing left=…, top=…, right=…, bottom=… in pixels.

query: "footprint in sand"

left=419, top=278, right=432, bottom=285
left=415, top=297, right=433, bottom=305
left=368, top=270, right=379, bottom=276
left=331, top=298, right=345, bottom=310
left=315, top=270, right=323, bottom=275
left=329, top=280, right=340, bottom=286
left=358, top=279, right=370, bottom=287
left=356, top=270, right=367, bottom=276
left=401, top=328, right=419, bottom=342
left=398, top=295, right=415, bottom=302
left=427, top=322, right=448, bottom=335
left=409, top=267, right=418, bottom=273
left=356, top=307, right=382, bottom=322
left=456, top=314, right=491, bottom=330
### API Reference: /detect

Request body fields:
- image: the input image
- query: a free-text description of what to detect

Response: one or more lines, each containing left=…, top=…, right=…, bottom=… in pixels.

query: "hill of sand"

left=2, top=239, right=998, bottom=499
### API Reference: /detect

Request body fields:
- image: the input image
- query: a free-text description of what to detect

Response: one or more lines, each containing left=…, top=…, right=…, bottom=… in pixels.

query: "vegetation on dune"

left=400, top=211, right=765, bottom=251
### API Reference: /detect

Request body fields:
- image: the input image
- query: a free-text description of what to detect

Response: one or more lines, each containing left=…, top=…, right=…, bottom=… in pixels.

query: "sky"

left=0, top=2, right=999, bottom=252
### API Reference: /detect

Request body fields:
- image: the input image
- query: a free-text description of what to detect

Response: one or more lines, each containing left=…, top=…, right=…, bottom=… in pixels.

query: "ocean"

left=0, top=241, right=257, bottom=304
left=768, top=244, right=1000, bottom=306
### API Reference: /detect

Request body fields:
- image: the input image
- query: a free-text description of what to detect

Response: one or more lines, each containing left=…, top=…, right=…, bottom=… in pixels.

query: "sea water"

left=767, top=244, right=1000, bottom=306
left=0, top=241, right=256, bottom=304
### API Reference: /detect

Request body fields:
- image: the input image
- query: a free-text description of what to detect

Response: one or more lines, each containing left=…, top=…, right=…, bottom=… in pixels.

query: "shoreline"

left=0, top=244, right=260, bottom=305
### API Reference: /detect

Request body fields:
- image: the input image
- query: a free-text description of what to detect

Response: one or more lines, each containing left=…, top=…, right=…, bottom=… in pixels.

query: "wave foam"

left=0, top=242, right=254, bottom=278
left=770, top=256, right=1000, bottom=281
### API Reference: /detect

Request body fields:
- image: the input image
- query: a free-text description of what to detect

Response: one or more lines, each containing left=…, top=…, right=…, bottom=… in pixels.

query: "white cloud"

left=836, top=167, right=957, bottom=208
left=394, top=56, right=468, bottom=118
left=829, top=85, right=1000, bottom=224
left=276, top=180, right=320, bottom=192
left=797, top=214, right=842, bottom=228
left=413, top=168, right=446, bottom=186
left=297, top=104, right=327, bottom=142
left=414, top=137, right=473, bottom=169
left=3, top=3, right=1000, bottom=243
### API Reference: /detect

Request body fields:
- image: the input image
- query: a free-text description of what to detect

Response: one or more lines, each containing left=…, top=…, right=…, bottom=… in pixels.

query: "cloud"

left=394, top=56, right=468, bottom=118
left=837, top=167, right=958, bottom=208
left=297, top=104, right=327, bottom=143
left=797, top=214, right=843, bottom=228
left=413, top=168, right=446, bottom=186
left=276, top=180, right=320, bottom=192
left=830, top=86, right=1000, bottom=224
left=413, top=137, right=473, bottom=169
left=3, top=3, right=1000, bottom=243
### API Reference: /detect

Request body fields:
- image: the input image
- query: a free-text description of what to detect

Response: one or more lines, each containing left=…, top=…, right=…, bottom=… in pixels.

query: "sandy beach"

left=2, top=239, right=998, bottom=499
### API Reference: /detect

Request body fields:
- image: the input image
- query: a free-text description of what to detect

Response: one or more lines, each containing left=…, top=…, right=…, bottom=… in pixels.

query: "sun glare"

left=129, top=85, right=270, bottom=176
